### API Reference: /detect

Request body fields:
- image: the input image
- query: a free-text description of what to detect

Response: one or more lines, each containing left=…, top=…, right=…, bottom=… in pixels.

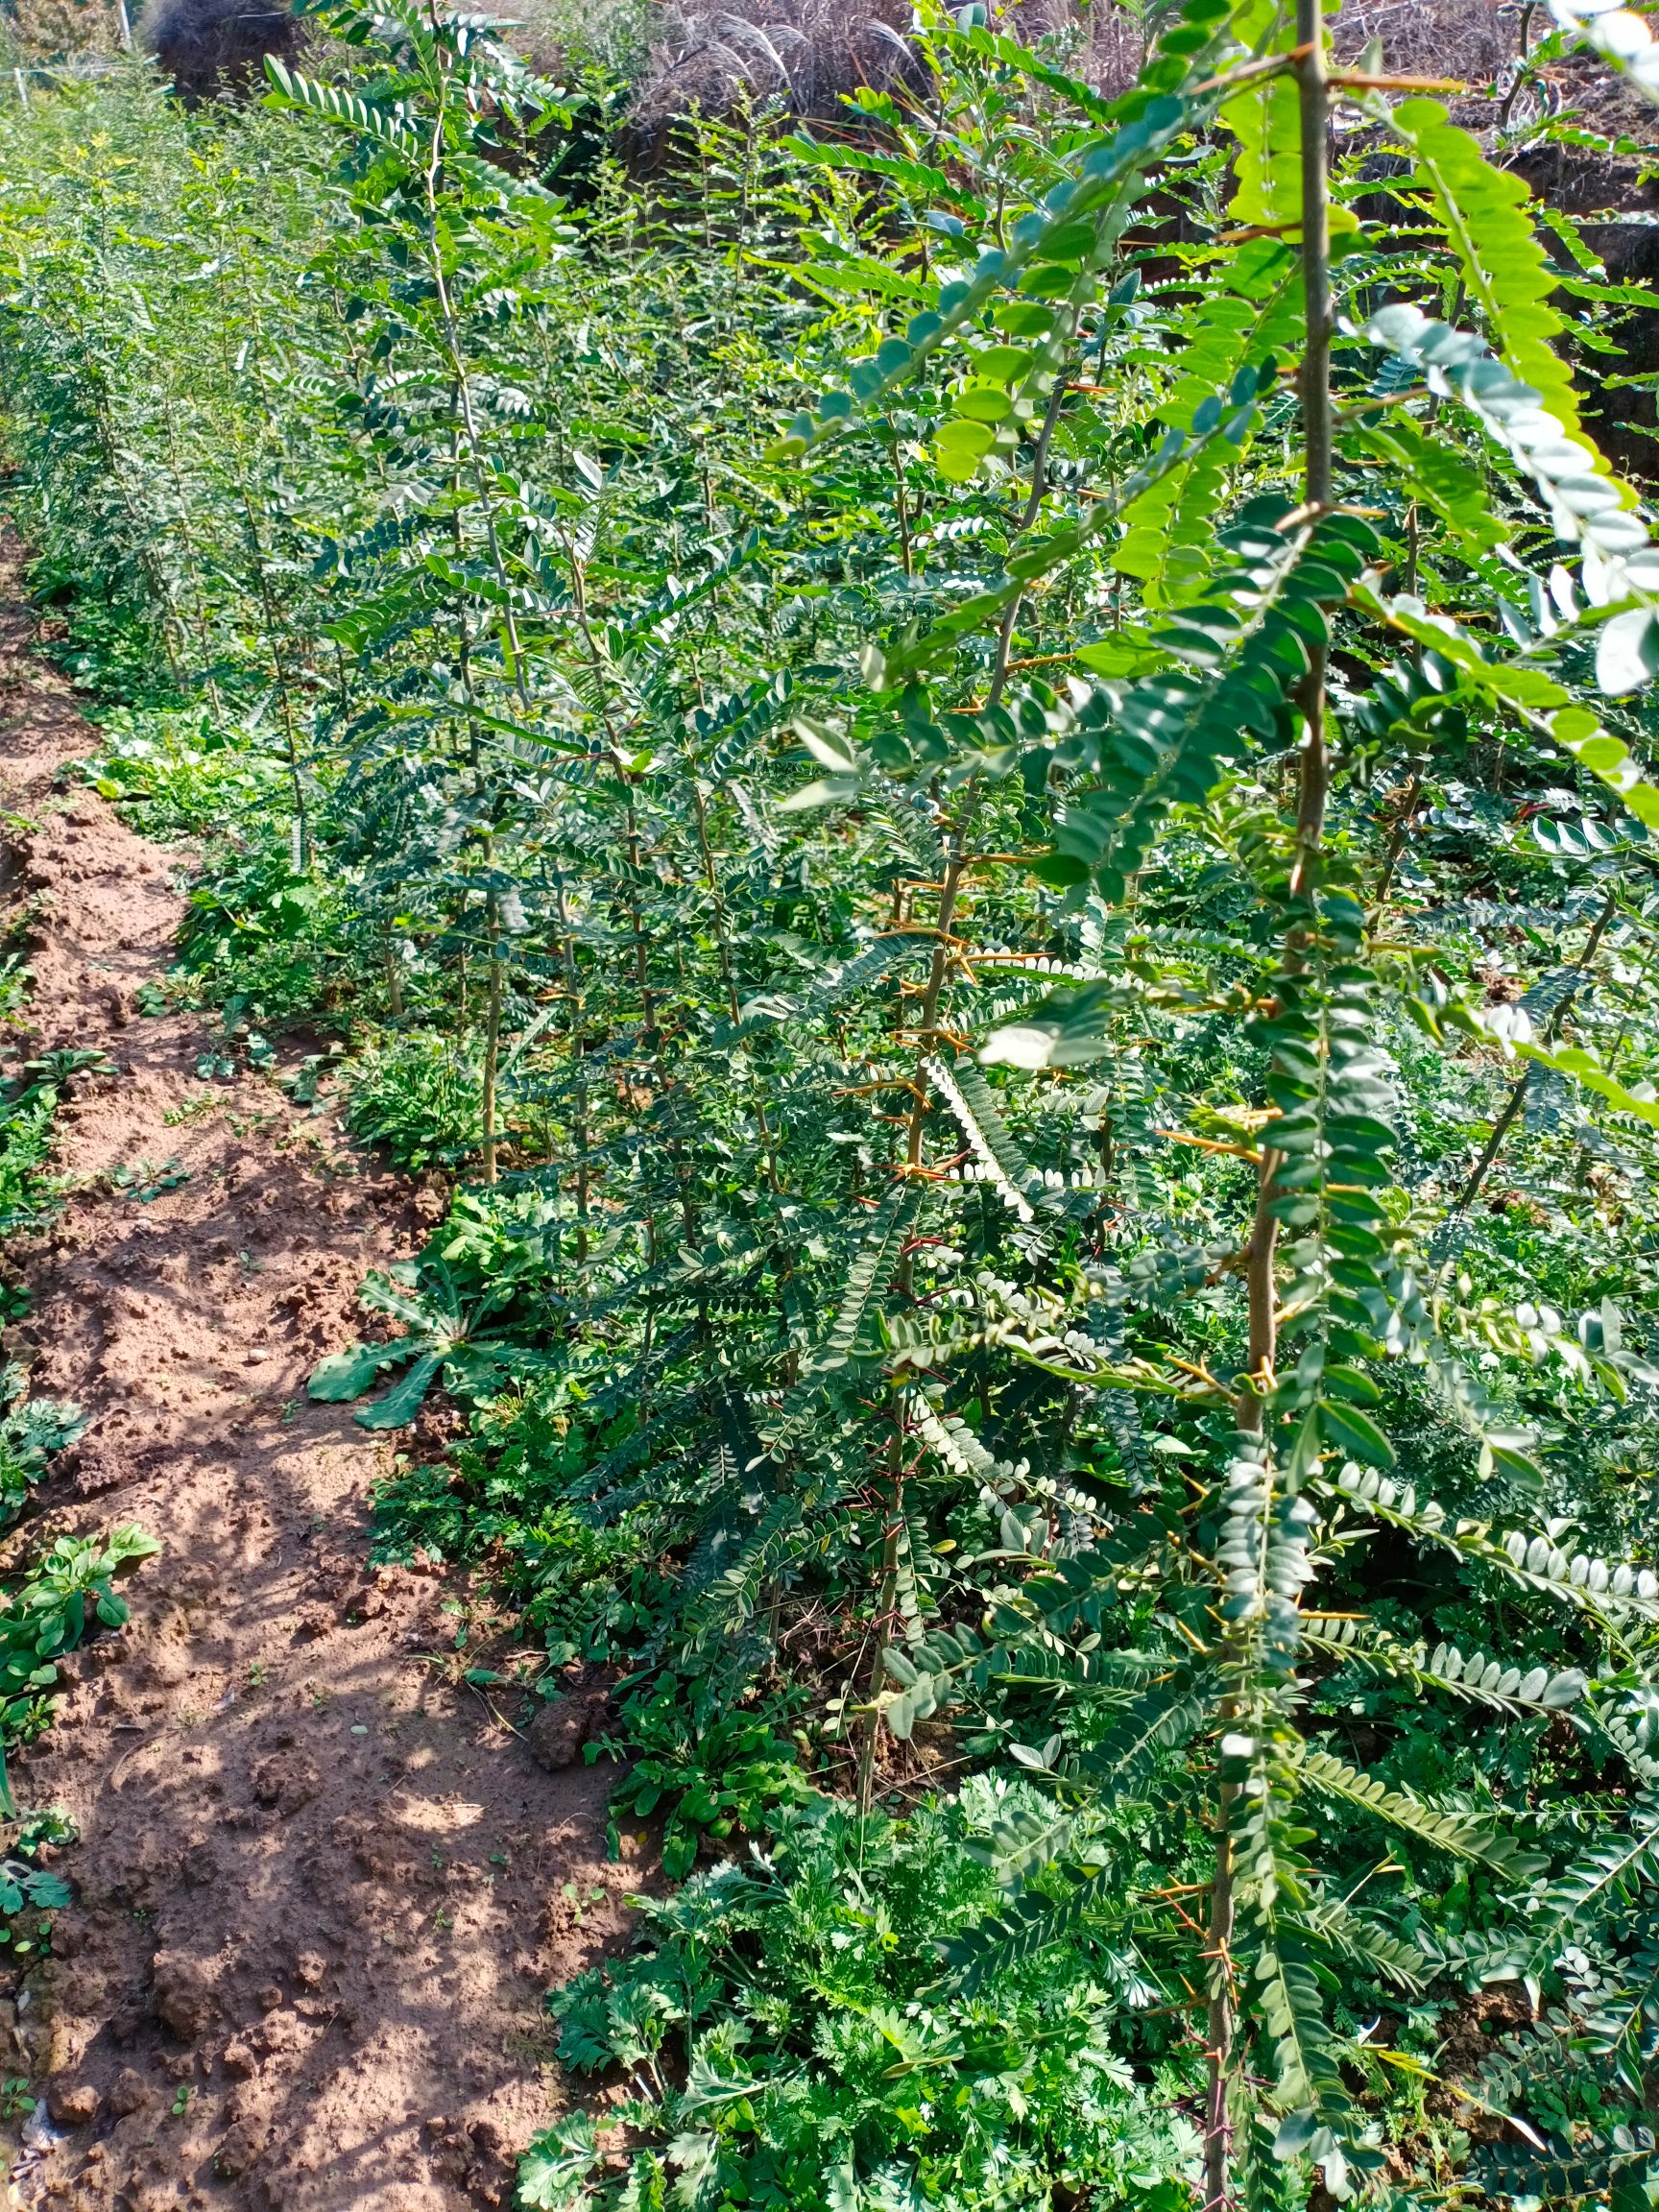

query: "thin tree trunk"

left=857, top=1421, right=905, bottom=1815
left=1211, top=16, right=1331, bottom=2211
left=480, top=895, right=503, bottom=1186
left=1237, top=0, right=1334, bottom=1440
left=1458, top=890, right=1618, bottom=1212
left=554, top=875, right=590, bottom=1262
left=1202, top=1783, right=1238, bottom=2212
left=1373, top=768, right=1421, bottom=915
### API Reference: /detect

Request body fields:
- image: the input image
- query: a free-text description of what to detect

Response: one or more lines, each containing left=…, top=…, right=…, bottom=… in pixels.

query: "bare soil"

left=0, top=530, right=629, bottom=2210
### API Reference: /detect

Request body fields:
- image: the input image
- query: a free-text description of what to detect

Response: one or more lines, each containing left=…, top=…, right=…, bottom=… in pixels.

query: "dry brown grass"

left=1333, top=0, right=1512, bottom=81
left=3, top=0, right=125, bottom=63
left=606, top=0, right=1526, bottom=149
left=19, top=0, right=1649, bottom=184
left=618, top=0, right=920, bottom=143
left=1080, top=3, right=1143, bottom=97
left=0, top=0, right=1544, bottom=128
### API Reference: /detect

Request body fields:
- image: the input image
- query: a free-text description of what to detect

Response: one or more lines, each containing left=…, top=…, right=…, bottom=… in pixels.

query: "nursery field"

left=0, top=0, right=1657, bottom=2207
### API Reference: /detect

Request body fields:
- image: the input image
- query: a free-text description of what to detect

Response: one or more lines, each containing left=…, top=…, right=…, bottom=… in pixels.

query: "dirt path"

left=0, top=530, right=626, bottom=2211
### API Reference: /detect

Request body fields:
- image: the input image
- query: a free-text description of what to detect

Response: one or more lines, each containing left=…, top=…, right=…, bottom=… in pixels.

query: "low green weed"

left=0, top=1527, right=161, bottom=1813
left=31, top=563, right=179, bottom=707
left=0, top=1364, right=84, bottom=1528
left=365, top=1195, right=678, bottom=1647
left=343, top=1030, right=484, bottom=1169
left=108, top=1156, right=190, bottom=1203
left=82, top=707, right=362, bottom=1029
left=0, top=1097, right=53, bottom=1230
left=555, top=1879, right=609, bottom=1930
left=0, top=1810, right=74, bottom=1961
left=277, top=1048, right=344, bottom=1115
left=84, top=714, right=392, bottom=1034
left=0, top=913, right=153, bottom=1983
left=0, top=1054, right=76, bottom=1233
left=162, top=1091, right=221, bottom=1126
left=318, top=1188, right=579, bottom=1432
left=0, top=958, right=32, bottom=1031
left=429, top=1186, right=568, bottom=1295
left=308, top=1255, right=557, bottom=1430
left=176, top=847, right=354, bottom=1026
left=82, top=705, right=291, bottom=841
left=374, top=1413, right=671, bottom=1659
left=524, top=1786, right=1202, bottom=2212
left=606, top=1690, right=818, bottom=1879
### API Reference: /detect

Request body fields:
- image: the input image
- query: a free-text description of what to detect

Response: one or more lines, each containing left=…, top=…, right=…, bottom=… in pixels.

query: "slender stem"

left=891, top=430, right=914, bottom=578
left=563, top=547, right=698, bottom=1251
left=689, top=770, right=782, bottom=1195
left=87, top=378, right=182, bottom=685
left=553, top=874, right=590, bottom=1262
left=226, top=257, right=309, bottom=869
left=1457, top=1073, right=1528, bottom=1213
left=238, top=486, right=308, bottom=869
left=1457, top=891, right=1617, bottom=1212
left=480, top=893, right=503, bottom=1185
left=857, top=1419, right=905, bottom=1815
left=1202, top=1784, right=1238, bottom=2212
left=891, top=839, right=968, bottom=1302
left=421, top=99, right=530, bottom=709
left=904, top=850, right=969, bottom=1174
left=1401, top=394, right=1442, bottom=600
left=1238, top=1145, right=1280, bottom=1442
left=1498, top=3, right=1539, bottom=129
left=1236, top=0, right=1333, bottom=1442
left=1211, top=19, right=1332, bottom=2212
left=1288, top=0, right=1333, bottom=908
left=987, top=371, right=1070, bottom=710
left=1372, top=767, right=1421, bottom=917
left=897, top=349, right=1073, bottom=1214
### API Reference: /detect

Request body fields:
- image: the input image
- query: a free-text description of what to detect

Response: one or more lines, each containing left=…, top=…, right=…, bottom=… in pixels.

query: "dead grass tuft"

left=620, top=0, right=924, bottom=146
left=1333, top=0, right=1512, bottom=83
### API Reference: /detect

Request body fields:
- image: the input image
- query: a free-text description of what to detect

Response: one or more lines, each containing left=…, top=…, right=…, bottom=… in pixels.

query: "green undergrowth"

left=0, top=1365, right=83, bottom=1529
left=84, top=712, right=365, bottom=1037
left=0, top=1530, right=162, bottom=2011
left=0, top=1529, right=159, bottom=1812
left=9, top=6, right=1659, bottom=2208
left=79, top=712, right=513, bottom=1136
left=0, top=933, right=95, bottom=1238
left=0, top=1813, right=74, bottom=1969
left=82, top=706, right=290, bottom=842
left=527, top=1787, right=1204, bottom=2212
left=342, top=1032, right=485, bottom=1170
left=0, top=1043, right=114, bottom=1237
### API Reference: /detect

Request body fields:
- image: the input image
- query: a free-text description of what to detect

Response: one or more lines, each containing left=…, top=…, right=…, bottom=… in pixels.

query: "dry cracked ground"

left=0, top=527, right=634, bottom=2211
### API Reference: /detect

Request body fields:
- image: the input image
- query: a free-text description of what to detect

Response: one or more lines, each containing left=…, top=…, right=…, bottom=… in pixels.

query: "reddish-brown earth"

left=0, top=530, right=628, bottom=2209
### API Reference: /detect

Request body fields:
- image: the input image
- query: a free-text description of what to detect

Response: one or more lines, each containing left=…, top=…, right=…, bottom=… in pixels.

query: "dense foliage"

left=7, top=2, right=1659, bottom=2206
